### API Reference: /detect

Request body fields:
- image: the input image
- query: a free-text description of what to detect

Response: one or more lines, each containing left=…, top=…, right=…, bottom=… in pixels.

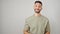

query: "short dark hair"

left=34, top=1, right=42, bottom=5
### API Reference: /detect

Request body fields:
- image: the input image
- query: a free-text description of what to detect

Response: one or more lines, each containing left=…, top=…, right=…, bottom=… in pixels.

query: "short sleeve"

left=45, top=21, right=50, bottom=33
left=24, top=19, right=30, bottom=32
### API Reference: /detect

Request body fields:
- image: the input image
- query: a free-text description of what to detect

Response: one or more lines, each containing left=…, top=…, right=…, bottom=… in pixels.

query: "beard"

left=34, top=9, right=41, bottom=13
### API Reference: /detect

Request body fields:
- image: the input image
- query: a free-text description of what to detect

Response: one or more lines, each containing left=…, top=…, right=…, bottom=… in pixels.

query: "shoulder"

left=41, top=15, right=49, bottom=22
left=25, top=15, right=33, bottom=22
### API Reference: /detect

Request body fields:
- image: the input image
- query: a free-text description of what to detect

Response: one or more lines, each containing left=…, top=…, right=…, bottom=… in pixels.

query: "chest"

left=29, top=18, right=46, bottom=29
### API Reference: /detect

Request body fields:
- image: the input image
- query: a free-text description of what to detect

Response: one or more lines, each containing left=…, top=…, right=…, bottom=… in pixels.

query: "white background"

left=0, top=0, right=60, bottom=34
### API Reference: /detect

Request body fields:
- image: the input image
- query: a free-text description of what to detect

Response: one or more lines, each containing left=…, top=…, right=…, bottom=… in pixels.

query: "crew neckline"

left=33, top=14, right=42, bottom=17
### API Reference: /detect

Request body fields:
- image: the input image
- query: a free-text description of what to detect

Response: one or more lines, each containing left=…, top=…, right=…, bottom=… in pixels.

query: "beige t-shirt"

left=24, top=15, right=50, bottom=34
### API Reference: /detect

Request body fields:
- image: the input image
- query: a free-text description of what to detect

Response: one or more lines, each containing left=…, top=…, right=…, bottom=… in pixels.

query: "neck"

left=34, top=13, right=41, bottom=17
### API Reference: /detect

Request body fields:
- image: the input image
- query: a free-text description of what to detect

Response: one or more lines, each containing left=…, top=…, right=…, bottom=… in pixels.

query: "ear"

left=41, top=7, right=42, bottom=9
left=41, top=6, right=42, bottom=10
left=33, top=4, right=35, bottom=9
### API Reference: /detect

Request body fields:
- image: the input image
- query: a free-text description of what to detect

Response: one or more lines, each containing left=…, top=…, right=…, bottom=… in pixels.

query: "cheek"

left=34, top=7, right=36, bottom=10
left=34, top=6, right=42, bottom=10
left=39, top=7, right=42, bottom=10
left=34, top=7, right=39, bottom=10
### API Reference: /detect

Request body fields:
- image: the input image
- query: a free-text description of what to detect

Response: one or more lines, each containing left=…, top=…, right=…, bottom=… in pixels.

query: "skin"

left=24, top=3, right=50, bottom=34
left=34, top=3, right=42, bottom=14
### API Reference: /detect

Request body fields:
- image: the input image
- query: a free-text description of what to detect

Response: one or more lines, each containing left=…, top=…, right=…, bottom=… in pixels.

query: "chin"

left=36, top=10, right=40, bottom=12
left=34, top=10, right=41, bottom=13
left=35, top=11, right=40, bottom=13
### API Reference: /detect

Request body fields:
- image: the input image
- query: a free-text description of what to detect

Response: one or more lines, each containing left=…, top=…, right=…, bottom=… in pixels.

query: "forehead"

left=34, top=3, right=42, bottom=6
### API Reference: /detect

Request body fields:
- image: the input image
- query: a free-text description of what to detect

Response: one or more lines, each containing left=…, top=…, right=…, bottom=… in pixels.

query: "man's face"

left=34, top=3, right=42, bottom=13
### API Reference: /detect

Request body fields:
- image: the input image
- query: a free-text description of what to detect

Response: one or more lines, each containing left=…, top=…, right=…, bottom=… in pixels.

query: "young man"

left=24, top=1, right=50, bottom=34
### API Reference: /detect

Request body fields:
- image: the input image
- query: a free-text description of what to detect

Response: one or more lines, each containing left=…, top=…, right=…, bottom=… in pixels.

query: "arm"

left=46, top=32, right=50, bottom=34
left=23, top=19, right=30, bottom=34
left=45, top=21, right=50, bottom=34
left=24, top=30, right=30, bottom=34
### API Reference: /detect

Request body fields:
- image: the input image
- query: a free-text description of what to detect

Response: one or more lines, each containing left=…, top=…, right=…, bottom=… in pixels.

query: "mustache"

left=34, top=8, right=42, bottom=10
left=36, top=9, right=39, bottom=10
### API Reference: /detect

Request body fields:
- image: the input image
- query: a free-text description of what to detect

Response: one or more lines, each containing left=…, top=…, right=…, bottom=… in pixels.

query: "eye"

left=35, top=5, right=37, bottom=7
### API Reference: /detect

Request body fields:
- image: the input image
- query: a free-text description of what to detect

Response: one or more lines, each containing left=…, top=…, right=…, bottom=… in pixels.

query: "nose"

left=36, top=6, right=39, bottom=8
left=36, top=7, right=40, bottom=9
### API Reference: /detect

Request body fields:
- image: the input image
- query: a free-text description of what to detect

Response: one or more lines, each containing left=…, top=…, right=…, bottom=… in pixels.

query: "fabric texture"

left=24, top=15, right=50, bottom=34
